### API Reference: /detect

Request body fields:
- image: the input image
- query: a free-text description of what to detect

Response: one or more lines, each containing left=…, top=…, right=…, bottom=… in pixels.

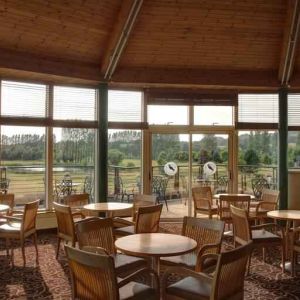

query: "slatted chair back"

left=53, top=202, right=76, bottom=243
left=211, top=242, right=253, bottom=300
left=230, top=205, right=252, bottom=246
left=0, top=193, right=14, bottom=213
left=21, top=200, right=39, bottom=236
left=76, top=217, right=116, bottom=255
left=135, top=204, right=163, bottom=233
left=260, top=189, right=279, bottom=211
left=64, top=193, right=89, bottom=207
left=182, top=217, right=224, bottom=256
left=192, top=186, right=213, bottom=210
left=219, top=195, right=250, bottom=224
left=65, top=245, right=119, bottom=300
left=132, top=194, right=156, bottom=222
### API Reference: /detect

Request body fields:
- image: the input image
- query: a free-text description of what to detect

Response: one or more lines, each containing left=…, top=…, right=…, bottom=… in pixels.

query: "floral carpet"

left=0, top=223, right=300, bottom=299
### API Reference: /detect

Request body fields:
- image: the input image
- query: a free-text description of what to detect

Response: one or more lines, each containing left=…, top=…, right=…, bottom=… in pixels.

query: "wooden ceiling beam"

left=0, top=48, right=102, bottom=82
left=278, top=0, right=300, bottom=85
left=112, top=67, right=279, bottom=90
left=101, top=0, right=143, bottom=80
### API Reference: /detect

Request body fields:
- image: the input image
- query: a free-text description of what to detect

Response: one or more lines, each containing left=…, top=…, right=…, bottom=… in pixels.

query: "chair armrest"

left=0, top=215, right=22, bottom=222
left=72, top=212, right=85, bottom=219
left=81, top=246, right=109, bottom=255
left=196, top=253, right=220, bottom=272
left=118, top=267, right=159, bottom=290
left=113, top=217, right=134, bottom=228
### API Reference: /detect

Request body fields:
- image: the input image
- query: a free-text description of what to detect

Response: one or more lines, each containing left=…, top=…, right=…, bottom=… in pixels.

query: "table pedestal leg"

left=150, top=256, right=160, bottom=287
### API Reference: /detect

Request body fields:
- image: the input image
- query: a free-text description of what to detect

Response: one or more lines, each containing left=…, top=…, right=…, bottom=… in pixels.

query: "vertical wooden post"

left=97, top=83, right=108, bottom=203
left=279, top=87, right=288, bottom=210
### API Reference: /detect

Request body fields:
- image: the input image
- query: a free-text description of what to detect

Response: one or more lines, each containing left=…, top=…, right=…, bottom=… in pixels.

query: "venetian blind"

left=108, top=90, right=142, bottom=122
left=53, top=86, right=96, bottom=121
left=288, top=94, right=300, bottom=127
left=1, top=80, right=46, bottom=118
left=238, top=94, right=279, bottom=128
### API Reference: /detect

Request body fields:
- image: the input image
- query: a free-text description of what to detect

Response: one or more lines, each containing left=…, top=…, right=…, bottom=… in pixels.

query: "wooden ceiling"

left=0, top=0, right=299, bottom=90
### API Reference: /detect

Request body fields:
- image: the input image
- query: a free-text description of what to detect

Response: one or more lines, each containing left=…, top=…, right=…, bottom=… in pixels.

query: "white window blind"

left=53, top=86, right=96, bottom=121
left=1, top=80, right=46, bottom=118
left=288, top=94, right=300, bottom=127
left=108, top=90, right=142, bottom=122
left=238, top=94, right=279, bottom=125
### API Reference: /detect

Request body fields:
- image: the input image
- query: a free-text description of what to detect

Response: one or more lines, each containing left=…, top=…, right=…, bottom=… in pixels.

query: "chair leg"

left=281, top=242, right=286, bottom=273
left=5, top=238, right=9, bottom=257
left=164, top=197, right=168, bottom=211
left=33, top=233, right=39, bottom=265
left=247, top=250, right=253, bottom=275
left=262, top=247, right=266, bottom=262
left=21, top=239, right=26, bottom=267
left=56, top=237, right=61, bottom=259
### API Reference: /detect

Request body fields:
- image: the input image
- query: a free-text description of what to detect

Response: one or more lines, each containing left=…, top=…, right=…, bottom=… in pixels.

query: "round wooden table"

left=0, top=204, right=9, bottom=212
left=213, top=193, right=255, bottom=200
left=267, top=210, right=300, bottom=273
left=83, top=202, right=132, bottom=217
left=115, top=233, right=197, bottom=276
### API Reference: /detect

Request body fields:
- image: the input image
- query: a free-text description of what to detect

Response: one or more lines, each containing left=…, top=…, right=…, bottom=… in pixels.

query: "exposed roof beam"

left=0, top=48, right=102, bottom=82
left=112, top=67, right=279, bottom=90
left=278, top=0, right=300, bottom=85
left=101, top=0, right=143, bottom=80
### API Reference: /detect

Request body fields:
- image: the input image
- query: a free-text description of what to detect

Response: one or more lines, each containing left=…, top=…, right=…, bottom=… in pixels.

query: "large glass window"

left=0, top=126, right=46, bottom=207
left=238, top=131, right=278, bottom=196
left=194, top=106, right=233, bottom=126
left=53, top=128, right=95, bottom=202
left=148, top=105, right=188, bottom=125
left=107, top=129, right=141, bottom=200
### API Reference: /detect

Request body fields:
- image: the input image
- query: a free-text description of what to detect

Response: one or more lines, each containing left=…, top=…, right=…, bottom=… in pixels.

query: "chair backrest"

left=21, top=200, right=39, bottom=235
left=76, top=217, right=116, bottom=255
left=182, top=217, right=224, bottom=255
left=65, top=245, right=119, bottom=300
left=192, top=186, right=213, bottom=210
left=216, top=176, right=229, bottom=194
left=219, top=195, right=250, bottom=223
left=132, top=194, right=156, bottom=222
left=64, top=193, right=89, bottom=207
left=230, top=205, right=252, bottom=245
left=251, top=177, right=269, bottom=199
left=260, top=189, right=280, bottom=210
left=0, top=193, right=14, bottom=211
left=53, top=202, right=76, bottom=242
left=211, top=242, right=253, bottom=300
left=135, top=204, right=163, bottom=233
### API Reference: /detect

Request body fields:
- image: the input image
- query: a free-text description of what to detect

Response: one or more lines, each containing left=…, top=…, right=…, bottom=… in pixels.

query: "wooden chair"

left=53, top=202, right=85, bottom=258
left=163, top=242, right=253, bottom=300
left=65, top=245, right=159, bottom=300
left=249, top=189, right=279, bottom=223
left=0, top=199, right=39, bottom=266
left=192, top=186, right=218, bottom=218
left=251, top=176, right=269, bottom=199
left=161, top=217, right=224, bottom=272
left=218, top=194, right=250, bottom=231
left=76, top=217, right=146, bottom=276
left=230, top=205, right=285, bottom=273
left=115, top=204, right=163, bottom=236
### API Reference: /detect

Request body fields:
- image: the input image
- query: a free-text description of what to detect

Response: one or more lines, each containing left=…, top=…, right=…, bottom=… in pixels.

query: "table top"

left=213, top=193, right=256, bottom=200
left=267, top=210, right=300, bottom=221
left=83, top=202, right=132, bottom=212
left=0, top=204, right=9, bottom=212
left=115, top=233, right=197, bottom=258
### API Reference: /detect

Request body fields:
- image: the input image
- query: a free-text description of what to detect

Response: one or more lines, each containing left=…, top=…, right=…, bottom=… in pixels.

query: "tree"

left=157, top=151, right=168, bottom=166
left=108, top=149, right=124, bottom=165
left=244, top=149, right=260, bottom=173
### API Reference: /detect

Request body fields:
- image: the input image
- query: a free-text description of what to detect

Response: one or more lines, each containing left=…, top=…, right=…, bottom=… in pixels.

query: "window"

left=53, top=86, right=97, bottom=121
left=1, top=80, right=46, bottom=118
left=288, top=94, right=300, bottom=127
left=148, top=105, right=188, bottom=125
left=108, top=90, right=142, bottom=122
left=238, top=94, right=278, bottom=126
left=194, top=106, right=233, bottom=125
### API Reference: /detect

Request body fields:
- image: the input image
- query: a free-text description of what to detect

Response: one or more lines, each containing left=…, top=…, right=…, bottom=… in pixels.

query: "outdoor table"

left=0, top=204, right=9, bottom=212
left=115, top=233, right=197, bottom=276
left=83, top=202, right=132, bottom=217
left=267, top=210, right=300, bottom=273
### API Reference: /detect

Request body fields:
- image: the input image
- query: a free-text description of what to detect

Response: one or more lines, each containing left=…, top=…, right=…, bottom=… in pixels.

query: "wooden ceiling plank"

left=278, top=0, right=300, bottom=85
left=101, top=0, right=143, bottom=80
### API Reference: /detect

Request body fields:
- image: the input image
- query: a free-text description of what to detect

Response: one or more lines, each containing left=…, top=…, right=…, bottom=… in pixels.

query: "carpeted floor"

left=0, top=223, right=300, bottom=299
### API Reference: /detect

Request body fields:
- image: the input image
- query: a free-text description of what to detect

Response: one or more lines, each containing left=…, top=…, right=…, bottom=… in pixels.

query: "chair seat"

left=249, top=207, right=268, bottom=217
left=120, top=281, right=157, bottom=300
left=196, top=205, right=218, bottom=212
left=161, top=252, right=217, bottom=271
left=252, top=229, right=281, bottom=243
left=115, top=225, right=135, bottom=236
left=166, top=276, right=211, bottom=300
left=115, top=253, right=146, bottom=275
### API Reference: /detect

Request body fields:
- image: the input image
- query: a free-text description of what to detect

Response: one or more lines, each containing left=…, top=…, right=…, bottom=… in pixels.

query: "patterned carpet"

left=0, top=223, right=300, bottom=300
